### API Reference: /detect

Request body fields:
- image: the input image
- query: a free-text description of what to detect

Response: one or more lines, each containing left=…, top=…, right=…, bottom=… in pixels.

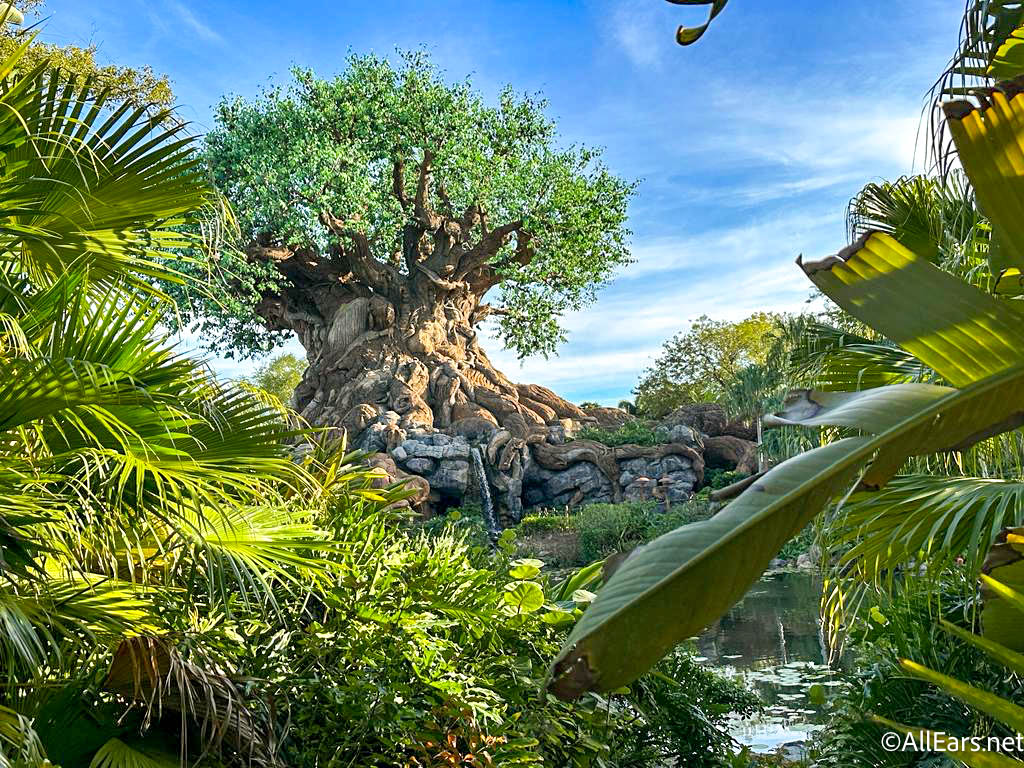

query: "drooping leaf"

left=944, top=79, right=1024, bottom=276
left=989, top=26, right=1024, bottom=81
left=981, top=552, right=1024, bottom=651
left=801, top=232, right=1024, bottom=388
left=666, top=0, right=730, bottom=45
left=549, top=229, right=1024, bottom=698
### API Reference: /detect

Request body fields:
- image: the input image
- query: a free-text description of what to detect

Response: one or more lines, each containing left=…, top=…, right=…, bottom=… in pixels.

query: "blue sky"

left=41, top=0, right=963, bottom=404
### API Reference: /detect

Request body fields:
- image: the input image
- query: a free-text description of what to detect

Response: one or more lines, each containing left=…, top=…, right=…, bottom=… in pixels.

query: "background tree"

left=633, top=312, right=782, bottom=418
left=168, top=52, right=634, bottom=437
left=247, top=351, right=306, bottom=405
left=2, top=1, right=173, bottom=107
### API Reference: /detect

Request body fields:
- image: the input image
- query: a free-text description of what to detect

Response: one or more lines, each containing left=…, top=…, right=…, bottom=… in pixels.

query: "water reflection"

left=696, top=570, right=848, bottom=753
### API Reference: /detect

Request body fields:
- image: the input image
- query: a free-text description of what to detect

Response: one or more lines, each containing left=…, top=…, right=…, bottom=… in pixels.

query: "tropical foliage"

left=0, top=31, right=763, bottom=766
left=0, top=34, right=355, bottom=764
left=633, top=312, right=784, bottom=419
left=247, top=351, right=306, bottom=406
left=547, top=2, right=1024, bottom=715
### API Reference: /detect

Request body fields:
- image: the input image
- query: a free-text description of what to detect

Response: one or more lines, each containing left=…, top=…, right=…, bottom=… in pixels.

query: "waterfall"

left=470, top=446, right=501, bottom=542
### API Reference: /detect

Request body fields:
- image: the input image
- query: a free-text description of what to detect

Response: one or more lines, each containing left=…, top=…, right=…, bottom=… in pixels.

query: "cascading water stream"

left=470, top=446, right=501, bottom=542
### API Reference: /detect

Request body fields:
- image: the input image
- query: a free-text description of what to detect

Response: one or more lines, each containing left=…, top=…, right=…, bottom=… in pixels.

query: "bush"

left=618, top=647, right=762, bottom=767
left=813, top=569, right=1024, bottom=766
left=642, top=494, right=714, bottom=540
left=577, top=502, right=655, bottom=562
left=517, top=498, right=719, bottom=568
left=419, top=502, right=493, bottom=553
left=518, top=511, right=575, bottom=536
left=578, top=419, right=664, bottom=447
left=242, top=498, right=760, bottom=767
left=252, top=503, right=618, bottom=767
left=704, top=467, right=749, bottom=490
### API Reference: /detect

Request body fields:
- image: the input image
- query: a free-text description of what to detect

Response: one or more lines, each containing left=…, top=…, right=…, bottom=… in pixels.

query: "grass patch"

left=516, top=493, right=718, bottom=567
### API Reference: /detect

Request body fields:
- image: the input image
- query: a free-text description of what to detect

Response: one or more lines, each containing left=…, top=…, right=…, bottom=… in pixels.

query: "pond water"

left=695, top=570, right=849, bottom=754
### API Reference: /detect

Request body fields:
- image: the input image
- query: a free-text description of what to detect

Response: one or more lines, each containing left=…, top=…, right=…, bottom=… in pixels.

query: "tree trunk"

left=288, top=287, right=584, bottom=442
left=240, top=152, right=704, bottom=521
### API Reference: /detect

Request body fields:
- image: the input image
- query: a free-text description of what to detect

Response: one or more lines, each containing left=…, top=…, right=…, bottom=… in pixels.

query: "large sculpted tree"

left=177, top=53, right=634, bottom=438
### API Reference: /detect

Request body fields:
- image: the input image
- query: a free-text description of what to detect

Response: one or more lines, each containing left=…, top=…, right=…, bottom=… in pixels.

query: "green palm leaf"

left=549, top=228, right=1024, bottom=697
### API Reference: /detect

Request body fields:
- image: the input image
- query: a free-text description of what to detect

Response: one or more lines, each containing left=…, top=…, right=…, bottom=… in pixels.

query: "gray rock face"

left=360, top=402, right=775, bottom=520
left=522, top=462, right=614, bottom=509
left=614, top=454, right=698, bottom=505
left=431, top=460, right=470, bottom=494
left=404, top=457, right=436, bottom=474
left=399, top=434, right=471, bottom=461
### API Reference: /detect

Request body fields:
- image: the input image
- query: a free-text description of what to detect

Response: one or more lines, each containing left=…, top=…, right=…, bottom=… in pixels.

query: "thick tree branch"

left=246, top=244, right=295, bottom=263
left=414, top=149, right=441, bottom=230
left=415, top=262, right=466, bottom=293
left=392, top=158, right=409, bottom=209
left=319, top=210, right=400, bottom=295
left=455, top=219, right=524, bottom=280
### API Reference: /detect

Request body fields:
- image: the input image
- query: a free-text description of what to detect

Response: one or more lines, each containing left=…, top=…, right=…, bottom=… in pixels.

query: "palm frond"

left=90, top=738, right=178, bottom=768
left=103, top=636, right=280, bottom=766
left=788, top=321, right=934, bottom=391
left=0, top=576, right=158, bottom=674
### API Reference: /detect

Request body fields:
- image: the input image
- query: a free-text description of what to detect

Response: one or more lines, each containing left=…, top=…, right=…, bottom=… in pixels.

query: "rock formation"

left=339, top=399, right=756, bottom=525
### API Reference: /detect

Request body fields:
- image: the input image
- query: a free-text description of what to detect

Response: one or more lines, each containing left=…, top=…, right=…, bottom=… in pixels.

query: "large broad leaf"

left=990, top=25, right=1024, bottom=80
left=981, top=544, right=1024, bottom=651
left=548, top=436, right=868, bottom=698
left=548, top=230, right=1024, bottom=698
left=800, top=232, right=1024, bottom=388
left=549, top=366, right=1024, bottom=697
left=944, top=78, right=1024, bottom=275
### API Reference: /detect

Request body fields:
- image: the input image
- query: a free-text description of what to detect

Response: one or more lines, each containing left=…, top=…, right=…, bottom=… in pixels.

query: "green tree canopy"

left=171, top=51, right=635, bottom=359
left=633, top=312, right=783, bottom=418
left=2, top=1, right=173, bottom=107
left=247, top=351, right=306, bottom=404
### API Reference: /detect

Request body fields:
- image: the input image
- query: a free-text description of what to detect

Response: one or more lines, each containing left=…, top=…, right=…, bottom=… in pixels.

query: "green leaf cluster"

left=633, top=312, right=786, bottom=419
left=172, top=51, right=635, bottom=359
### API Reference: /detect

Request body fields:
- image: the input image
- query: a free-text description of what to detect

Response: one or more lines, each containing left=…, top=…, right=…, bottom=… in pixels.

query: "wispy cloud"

left=167, top=1, right=224, bottom=44
left=606, top=0, right=674, bottom=70
left=618, top=205, right=844, bottom=278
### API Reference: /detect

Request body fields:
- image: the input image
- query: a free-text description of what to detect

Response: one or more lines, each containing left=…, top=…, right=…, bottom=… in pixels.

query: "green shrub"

left=253, top=503, right=618, bottom=767
left=237, top=499, right=760, bottom=767
left=518, top=511, right=575, bottom=536
left=578, top=419, right=664, bottom=447
left=776, top=522, right=816, bottom=561
left=419, top=502, right=493, bottom=554
left=642, top=494, right=715, bottom=540
left=577, top=502, right=656, bottom=561
left=704, top=467, right=750, bottom=490
left=617, top=647, right=762, bottom=767
left=519, top=497, right=719, bottom=568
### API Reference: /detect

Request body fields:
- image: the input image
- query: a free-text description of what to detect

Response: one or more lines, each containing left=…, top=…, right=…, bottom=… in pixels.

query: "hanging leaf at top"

left=666, top=0, right=729, bottom=45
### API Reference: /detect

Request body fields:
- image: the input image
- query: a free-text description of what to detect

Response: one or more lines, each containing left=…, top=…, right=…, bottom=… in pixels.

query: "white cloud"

left=482, top=239, right=825, bottom=401
left=619, top=205, right=845, bottom=278
left=608, top=0, right=664, bottom=69
left=167, top=1, right=224, bottom=44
